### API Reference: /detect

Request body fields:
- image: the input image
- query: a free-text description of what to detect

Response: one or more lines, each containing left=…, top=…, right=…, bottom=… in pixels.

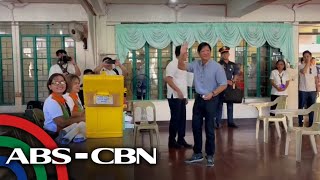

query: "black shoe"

left=215, top=123, right=221, bottom=129
left=177, top=140, right=193, bottom=149
left=168, top=141, right=182, bottom=149
left=228, top=123, right=238, bottom=128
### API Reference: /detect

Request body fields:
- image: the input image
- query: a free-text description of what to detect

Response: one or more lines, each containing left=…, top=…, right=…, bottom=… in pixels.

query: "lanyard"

left=278, top=72, right=283, bottom=84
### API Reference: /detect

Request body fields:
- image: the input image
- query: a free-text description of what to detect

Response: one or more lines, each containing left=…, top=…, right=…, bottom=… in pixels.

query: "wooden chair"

left=132, top=101, right=160, bottom=150
left=249, top=96, right=288, bottom=143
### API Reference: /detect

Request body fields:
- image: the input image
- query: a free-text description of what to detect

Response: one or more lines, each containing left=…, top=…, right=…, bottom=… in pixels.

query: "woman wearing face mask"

left=43, top=73, right=85, bottom=138
left=269, top=59, right=290, bottom=116
left=64, top=74, right=85, bottom=117
left=93, top=57, right=128, bottom=76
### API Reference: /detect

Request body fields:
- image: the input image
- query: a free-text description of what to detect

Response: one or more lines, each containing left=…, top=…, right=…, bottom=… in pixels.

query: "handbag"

left=223, top=84, right=243, bottom=103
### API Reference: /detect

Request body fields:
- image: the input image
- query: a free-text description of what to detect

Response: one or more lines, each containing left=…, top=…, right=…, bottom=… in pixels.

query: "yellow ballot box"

left=83, top=74, right=124, bottom=138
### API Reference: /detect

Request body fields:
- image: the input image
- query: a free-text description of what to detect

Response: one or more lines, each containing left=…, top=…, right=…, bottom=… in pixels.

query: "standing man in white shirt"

left=298, top=50, right=319, bottom=127
left=165, top=45, right=192, bottom=149
left=48, top=49, right=81, bottom=77
left=94, top=57, right=128, bottom=76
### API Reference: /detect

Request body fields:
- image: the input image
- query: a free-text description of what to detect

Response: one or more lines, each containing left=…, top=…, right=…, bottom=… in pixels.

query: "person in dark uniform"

left=216, top=46, right=239, bottom=128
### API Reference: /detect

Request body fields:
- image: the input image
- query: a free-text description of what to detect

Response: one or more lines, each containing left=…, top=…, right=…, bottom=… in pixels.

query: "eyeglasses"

left=51, top=81, right=66, bottom=85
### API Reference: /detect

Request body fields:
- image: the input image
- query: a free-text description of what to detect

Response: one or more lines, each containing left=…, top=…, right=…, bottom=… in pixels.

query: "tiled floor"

left=66, top=119, right=320, bottom=180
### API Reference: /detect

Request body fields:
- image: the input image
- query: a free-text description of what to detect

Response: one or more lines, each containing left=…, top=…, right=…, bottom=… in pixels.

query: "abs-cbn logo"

left=6, top=148, right=157, bottom=165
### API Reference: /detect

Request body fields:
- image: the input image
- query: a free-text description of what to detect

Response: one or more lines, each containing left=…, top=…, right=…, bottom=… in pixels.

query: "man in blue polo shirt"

left=178, top=42, right=227, bottom=167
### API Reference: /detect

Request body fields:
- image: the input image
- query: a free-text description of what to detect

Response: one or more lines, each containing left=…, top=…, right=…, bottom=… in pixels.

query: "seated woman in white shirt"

left=43, top=73, right=85, bottom=138
left=64, top=74, right=85, bottom=117
left=269, top=59, right=290, bottom=116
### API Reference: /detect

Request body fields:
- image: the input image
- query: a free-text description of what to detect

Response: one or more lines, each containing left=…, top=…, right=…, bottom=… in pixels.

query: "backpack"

left=26, top=101, right=44, bottom=110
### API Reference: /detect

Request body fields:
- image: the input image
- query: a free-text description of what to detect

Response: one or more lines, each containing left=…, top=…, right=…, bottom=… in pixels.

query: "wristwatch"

left=212, top=91, right=216, bottom=96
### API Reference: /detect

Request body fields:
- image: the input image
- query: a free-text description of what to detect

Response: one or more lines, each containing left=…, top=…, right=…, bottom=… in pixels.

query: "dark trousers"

left=270, top=95, right=280, bottom=116
left=137, top=94, right=146, bottom=100
left=78, top=89, right=84, bottom=106
left=216, top=91, right=234, bottom=125
left=44, top=129, right=58, bottom=139
left=168, top=97, right=187, bottom=143
left=192, top=94, right=218, bottom=156
left=298, top=91, right=317, bottom=127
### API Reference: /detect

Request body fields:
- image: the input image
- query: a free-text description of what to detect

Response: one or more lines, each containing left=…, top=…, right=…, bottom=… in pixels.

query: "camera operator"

left=94, top=57, right=128, bottom=76
left=48, top=49, right=81, bottom=77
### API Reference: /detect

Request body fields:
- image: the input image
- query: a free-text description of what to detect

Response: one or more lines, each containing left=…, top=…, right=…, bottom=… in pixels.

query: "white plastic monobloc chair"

left=132, top=101, right=160, bottom=150
left=249, top=96, right=288, bottom=143
left=283, top=103, right=320, bottom=162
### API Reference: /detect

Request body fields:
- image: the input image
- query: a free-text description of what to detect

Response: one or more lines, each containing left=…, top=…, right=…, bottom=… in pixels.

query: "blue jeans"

left=192, top=94, right=218, bottom=156
left=216, top=91, right=234, bottom=125
left=298, top=91, right=317, bottom=127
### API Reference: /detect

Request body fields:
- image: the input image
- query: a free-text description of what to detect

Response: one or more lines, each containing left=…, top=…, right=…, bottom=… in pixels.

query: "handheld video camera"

left=103, top=57, right=116, bottom=64
left=60, top=55, right=72, bottom=64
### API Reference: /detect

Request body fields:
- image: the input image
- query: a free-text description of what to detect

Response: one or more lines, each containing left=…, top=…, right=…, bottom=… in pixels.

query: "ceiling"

left=103, top=0, right=226, bottom=5
left=0, top=0, right=79, bottom=3
left=273, top=0, right=320, bottom=4
left=1, top=0, right=320, bottom=17
left=0, top=0, right=227, bottom=4
left=101, top=0, right=320, bottom=5
left=1, top=0, right=320, bottom=5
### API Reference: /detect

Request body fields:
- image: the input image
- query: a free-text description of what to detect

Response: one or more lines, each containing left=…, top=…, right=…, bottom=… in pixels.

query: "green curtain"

left=116, top=23, right=293, bottom=64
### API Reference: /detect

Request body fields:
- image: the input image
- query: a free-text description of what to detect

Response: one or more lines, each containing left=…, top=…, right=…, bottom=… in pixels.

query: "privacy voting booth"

left=83, top=74, right=124, bottom=138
